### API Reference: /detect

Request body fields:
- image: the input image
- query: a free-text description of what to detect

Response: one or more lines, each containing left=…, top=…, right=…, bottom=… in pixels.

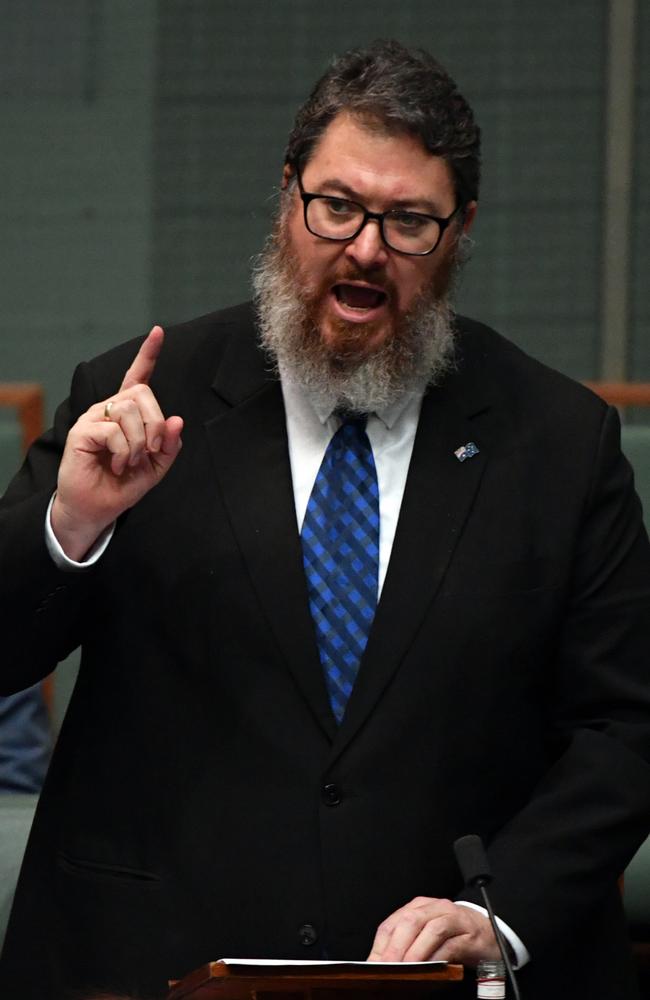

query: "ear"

left=281, top=163, right=294, bottom=191
left=462, top=200, right=478, bottom=233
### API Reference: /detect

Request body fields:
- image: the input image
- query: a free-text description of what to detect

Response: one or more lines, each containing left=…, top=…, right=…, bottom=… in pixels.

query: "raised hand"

left=51, top=326, right=183, bottom=560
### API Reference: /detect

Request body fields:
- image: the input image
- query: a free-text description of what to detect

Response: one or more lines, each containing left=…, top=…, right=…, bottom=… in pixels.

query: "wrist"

left=50, top=493, right=109, bottom=562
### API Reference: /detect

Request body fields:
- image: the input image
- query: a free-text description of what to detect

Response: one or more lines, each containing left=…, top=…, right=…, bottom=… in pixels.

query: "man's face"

left=283, top=112, right=475, bottom=366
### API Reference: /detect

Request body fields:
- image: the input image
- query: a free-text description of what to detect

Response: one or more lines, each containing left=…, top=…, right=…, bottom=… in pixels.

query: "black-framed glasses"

left=296, top=171, right=461, bottom=256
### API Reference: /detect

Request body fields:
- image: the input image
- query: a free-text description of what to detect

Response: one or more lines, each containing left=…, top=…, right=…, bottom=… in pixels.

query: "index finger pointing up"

left=120, top=325, right=165, bottom=391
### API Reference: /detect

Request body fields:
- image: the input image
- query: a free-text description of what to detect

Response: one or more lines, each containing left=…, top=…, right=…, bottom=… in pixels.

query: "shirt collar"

left=279, top=362, right=426, bottom=431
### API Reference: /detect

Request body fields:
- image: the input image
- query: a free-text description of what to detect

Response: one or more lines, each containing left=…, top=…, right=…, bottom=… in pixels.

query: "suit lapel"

left=330, top=359, right=493, bottom=758
left=204, top=331, right=337, bottom=741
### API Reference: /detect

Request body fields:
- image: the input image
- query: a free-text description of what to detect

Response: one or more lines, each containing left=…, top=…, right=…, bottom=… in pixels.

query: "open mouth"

left=334, top=283, right=388, bottom=311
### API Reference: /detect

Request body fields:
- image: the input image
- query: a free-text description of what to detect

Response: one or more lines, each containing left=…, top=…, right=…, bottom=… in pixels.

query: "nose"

left=345, top=218, right=389, bottom=269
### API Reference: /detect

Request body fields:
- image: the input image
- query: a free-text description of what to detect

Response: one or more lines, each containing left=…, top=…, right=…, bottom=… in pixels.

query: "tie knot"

left=337, top=413, right=369, bottom=435
left=333, top=416, right=371, bottom=458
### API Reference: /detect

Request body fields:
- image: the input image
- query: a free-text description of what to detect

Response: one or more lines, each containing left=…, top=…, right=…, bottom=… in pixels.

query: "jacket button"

left=298, top=923, right=318, bottom=946
left=322, top=783, right=342, bottom=806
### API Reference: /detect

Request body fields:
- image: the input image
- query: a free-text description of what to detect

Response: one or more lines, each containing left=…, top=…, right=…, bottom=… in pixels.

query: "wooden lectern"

left=168, top=960, right=464, bottom=1000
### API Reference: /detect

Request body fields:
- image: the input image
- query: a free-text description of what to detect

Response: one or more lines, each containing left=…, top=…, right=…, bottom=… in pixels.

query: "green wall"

left=1, top=0, right=647, bottom=430
left=1, top=0, right=157, bottom=420
left=631, top=3, right=650, bottom=380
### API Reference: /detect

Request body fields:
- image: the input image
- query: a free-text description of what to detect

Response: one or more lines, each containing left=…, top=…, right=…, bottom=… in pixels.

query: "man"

left=1, top=40, right=650, bottom=1000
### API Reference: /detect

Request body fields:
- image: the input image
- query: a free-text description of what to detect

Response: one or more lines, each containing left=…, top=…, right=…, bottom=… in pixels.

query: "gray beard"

left=252, top=229, right=461, bottom=414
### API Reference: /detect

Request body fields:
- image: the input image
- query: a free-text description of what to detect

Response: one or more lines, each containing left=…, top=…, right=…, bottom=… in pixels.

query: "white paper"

left=218, top=958, right=446, bottom=968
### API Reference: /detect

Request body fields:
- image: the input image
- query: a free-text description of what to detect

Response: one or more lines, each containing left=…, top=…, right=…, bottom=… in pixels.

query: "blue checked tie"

left=301, top=417, right=380, bottom=723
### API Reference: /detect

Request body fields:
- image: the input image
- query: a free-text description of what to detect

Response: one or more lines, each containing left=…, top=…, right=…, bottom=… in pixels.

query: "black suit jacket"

left=2, top=303, right=650, bottom=1000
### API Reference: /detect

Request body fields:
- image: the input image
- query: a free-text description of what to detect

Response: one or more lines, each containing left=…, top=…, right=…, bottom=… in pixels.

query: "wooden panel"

left=168, top=961, right=463, bottom=1000
left=0, top=382, right=44, bottom=451
left=584, top=382, right=650, bottom=407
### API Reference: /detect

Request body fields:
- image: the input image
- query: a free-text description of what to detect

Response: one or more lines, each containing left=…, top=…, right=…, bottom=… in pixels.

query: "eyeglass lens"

left=306, top=197, right=442, bottom=254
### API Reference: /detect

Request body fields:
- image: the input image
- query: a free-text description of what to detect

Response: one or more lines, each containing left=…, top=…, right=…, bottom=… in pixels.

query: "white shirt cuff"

left=45, top=493, right=115, bottom=570
left=455, top=900, right=530, bottom=969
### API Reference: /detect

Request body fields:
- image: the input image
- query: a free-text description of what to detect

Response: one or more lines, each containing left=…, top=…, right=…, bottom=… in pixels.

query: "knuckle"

left=73, top=411, right=93, bottom=432
left=132, top=382, right=153, bottom=400
left=400, top=910, right=421, bottom=930
left=67, top=421, right=85, bottom=442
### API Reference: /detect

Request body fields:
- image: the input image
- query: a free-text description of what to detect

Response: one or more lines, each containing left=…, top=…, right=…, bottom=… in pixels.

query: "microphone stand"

left=454, top=834, right=522, bottom=1000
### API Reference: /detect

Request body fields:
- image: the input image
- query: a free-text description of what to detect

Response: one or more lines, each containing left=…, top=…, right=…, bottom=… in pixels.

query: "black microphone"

left=454, top=835, right=521, bottom=1000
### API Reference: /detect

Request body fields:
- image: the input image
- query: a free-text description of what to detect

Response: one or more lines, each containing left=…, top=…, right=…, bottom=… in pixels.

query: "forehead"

left=302, top=112, right=456, bottom=210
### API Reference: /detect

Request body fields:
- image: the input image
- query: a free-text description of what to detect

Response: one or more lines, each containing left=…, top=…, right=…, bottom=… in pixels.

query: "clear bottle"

left=476, top=959, right=506, bottom=998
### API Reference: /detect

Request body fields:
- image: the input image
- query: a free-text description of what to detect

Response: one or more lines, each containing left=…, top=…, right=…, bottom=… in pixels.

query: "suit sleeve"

left=0, top=361, right=103, bottom=694
left=457, top=404, right=650, bottom=956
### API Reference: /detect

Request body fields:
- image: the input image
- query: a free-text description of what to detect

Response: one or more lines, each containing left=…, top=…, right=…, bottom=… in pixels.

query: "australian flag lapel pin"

left=454, top=441, right=480, bottom=463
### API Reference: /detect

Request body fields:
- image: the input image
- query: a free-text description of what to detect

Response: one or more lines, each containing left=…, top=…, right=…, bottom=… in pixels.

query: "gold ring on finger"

left=103, top=400, right=115, bottom=421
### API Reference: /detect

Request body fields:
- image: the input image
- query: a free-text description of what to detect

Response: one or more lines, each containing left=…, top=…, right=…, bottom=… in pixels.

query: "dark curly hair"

left=284, top=40, right=481, bottom=206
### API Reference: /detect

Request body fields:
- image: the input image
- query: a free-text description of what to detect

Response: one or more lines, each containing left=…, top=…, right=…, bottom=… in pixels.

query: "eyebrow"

left=310, top=176, right=446, bottom=216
